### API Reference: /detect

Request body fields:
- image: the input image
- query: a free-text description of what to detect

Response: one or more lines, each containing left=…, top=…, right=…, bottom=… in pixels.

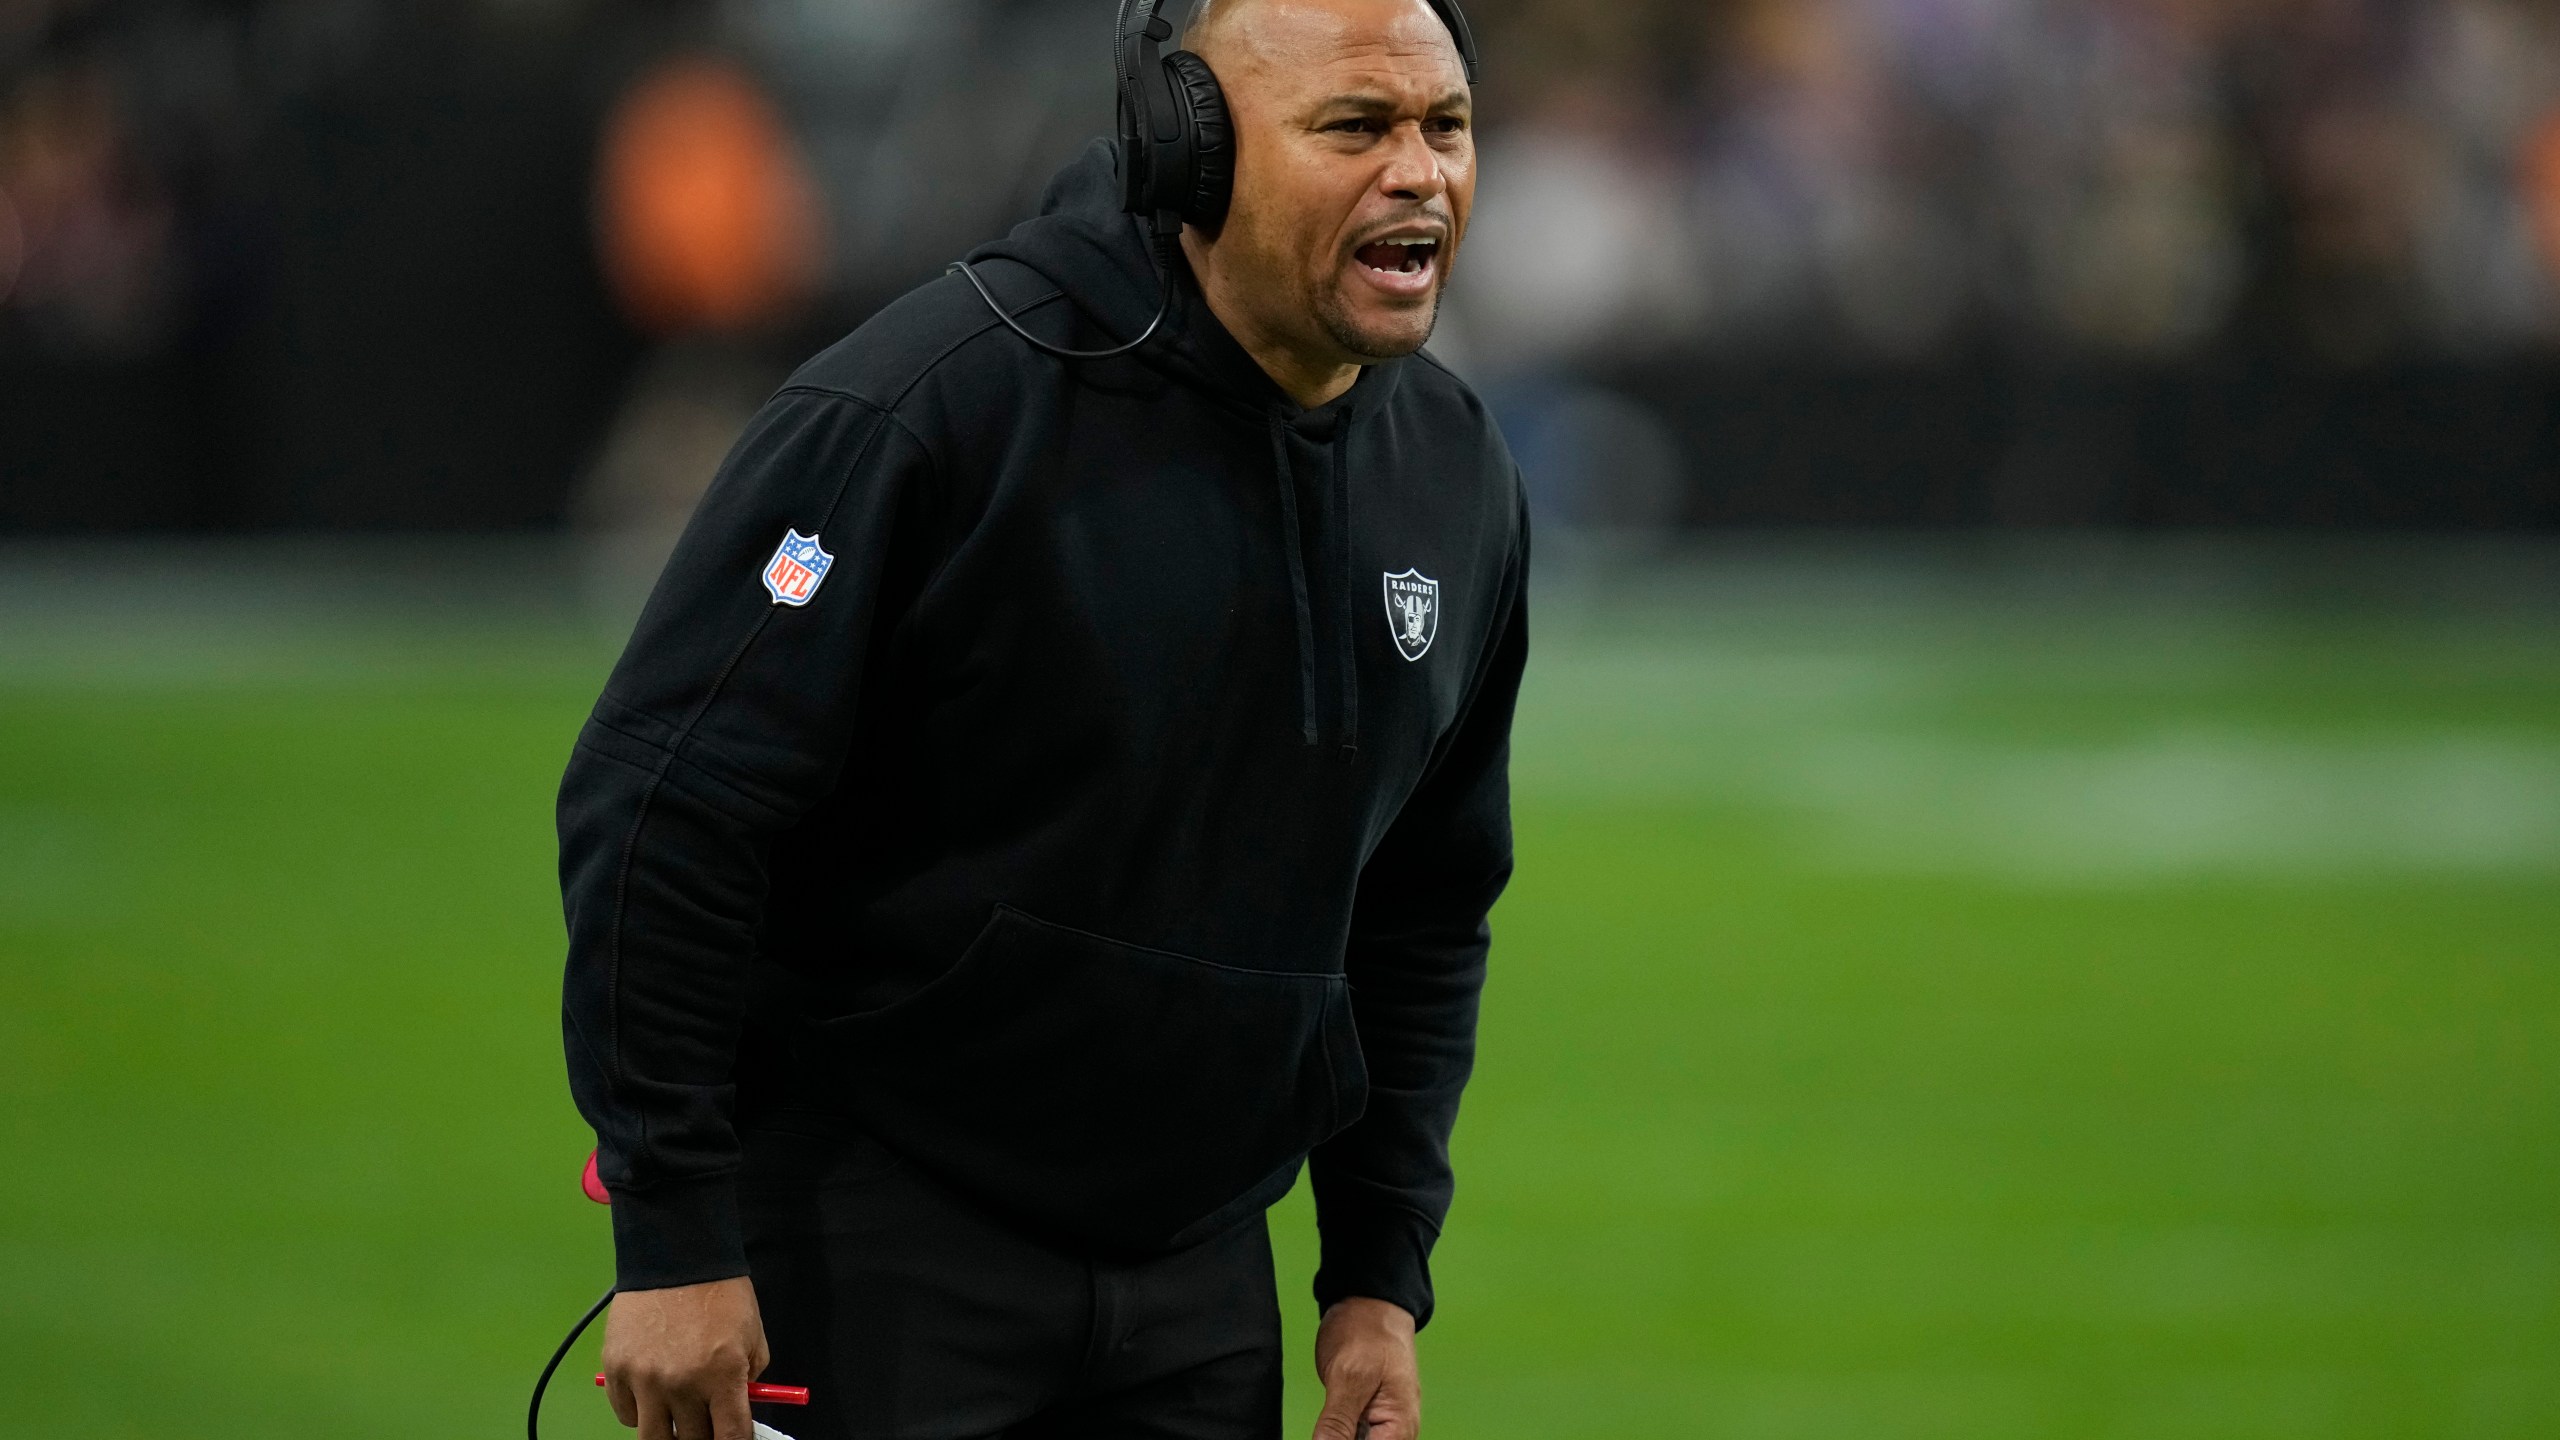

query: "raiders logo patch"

left=1383, top=569, right=1439, bottom=662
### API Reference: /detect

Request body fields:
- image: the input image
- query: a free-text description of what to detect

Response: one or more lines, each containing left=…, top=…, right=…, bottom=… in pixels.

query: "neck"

left=1182, top=230, right=1361, bottom=410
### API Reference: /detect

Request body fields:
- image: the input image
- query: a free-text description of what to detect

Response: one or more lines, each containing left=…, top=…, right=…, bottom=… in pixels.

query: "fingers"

left=1361, top=1376, right=1421, bottom=1440
left=1312, top=1363, right=1379, bottom=1440
left=635, top=1389, right=674, bottom=1440
left=621, top=1375, right=747, bottom=1440
left=606, top=1372, right=639, bottom=1428
left=709, top=1376, right=758, bottom=1440
left=637, top=1388, right=733, bottom=1440
left=674, top=1392, right=722, bottom=1440
left=610, top=1360, right=737, bottom=1440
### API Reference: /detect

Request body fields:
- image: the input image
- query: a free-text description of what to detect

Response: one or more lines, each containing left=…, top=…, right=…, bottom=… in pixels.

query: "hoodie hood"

left=966, top=139, right=1405, bottom=427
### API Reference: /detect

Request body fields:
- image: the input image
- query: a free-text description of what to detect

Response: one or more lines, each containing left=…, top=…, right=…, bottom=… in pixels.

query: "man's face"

left=1193, top=0, right=1475, bottom=365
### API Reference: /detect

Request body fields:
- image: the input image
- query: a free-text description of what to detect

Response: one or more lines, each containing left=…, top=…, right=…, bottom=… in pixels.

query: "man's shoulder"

left=776, top=264, right=1058, bottom=425
left=1392, top=349, right=1523, bottom=489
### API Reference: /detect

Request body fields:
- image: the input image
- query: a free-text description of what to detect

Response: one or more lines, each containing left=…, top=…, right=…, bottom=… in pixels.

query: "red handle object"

left=593, top=1375, right=810, bottom=1406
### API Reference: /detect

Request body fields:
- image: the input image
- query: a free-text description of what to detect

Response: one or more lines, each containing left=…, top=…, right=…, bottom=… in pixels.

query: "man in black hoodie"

left=562, top=2, right=1525, bottom=1438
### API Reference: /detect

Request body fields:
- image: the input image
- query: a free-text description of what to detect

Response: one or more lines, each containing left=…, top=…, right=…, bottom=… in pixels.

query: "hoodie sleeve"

left=559, top=386, right=931, bottom=1291
left=1308, top=505, right=1530, bottom=1329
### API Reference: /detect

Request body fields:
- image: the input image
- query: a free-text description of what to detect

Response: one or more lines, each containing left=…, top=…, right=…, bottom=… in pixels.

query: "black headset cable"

left=949, top=220, right=1180, bottom=361
left=528, top=1285, right=616, bottom=1440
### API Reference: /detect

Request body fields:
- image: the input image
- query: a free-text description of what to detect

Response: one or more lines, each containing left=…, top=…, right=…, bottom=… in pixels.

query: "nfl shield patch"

left=762, top=529, right=834, bottom=607
left=1382, top=568, right=1439, bottom=662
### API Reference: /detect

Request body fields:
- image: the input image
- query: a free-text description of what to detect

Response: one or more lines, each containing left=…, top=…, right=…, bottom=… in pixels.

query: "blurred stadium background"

left=2, top=1, right=2557, bottom=1437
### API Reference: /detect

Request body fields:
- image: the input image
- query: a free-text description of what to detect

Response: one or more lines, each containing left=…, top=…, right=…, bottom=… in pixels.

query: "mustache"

left=1345, top=210, right=1456, bottom=250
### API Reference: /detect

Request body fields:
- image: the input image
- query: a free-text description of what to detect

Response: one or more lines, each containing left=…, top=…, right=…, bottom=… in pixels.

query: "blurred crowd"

left=0, top=0, right=1105, bottom=363
left=13, top=0, right=2560, bottom=362
left=6, top=0, right=2560, bottom=531
left=1450, top=0, right=2560, bottom=371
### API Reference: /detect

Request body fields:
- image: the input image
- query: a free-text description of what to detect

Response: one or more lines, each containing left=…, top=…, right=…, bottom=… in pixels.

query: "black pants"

left=739, top=1117, right=1284, bottom=1440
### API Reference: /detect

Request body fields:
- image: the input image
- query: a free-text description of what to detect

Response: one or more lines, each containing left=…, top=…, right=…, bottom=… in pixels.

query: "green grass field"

left=3, top=538, right=2556, bottom=1438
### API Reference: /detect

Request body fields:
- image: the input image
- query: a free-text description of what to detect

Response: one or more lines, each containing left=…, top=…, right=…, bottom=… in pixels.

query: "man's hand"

left=1312, top=1296, right=1420, bottom=1440
left=599, top=1276, right=770, bottom=1440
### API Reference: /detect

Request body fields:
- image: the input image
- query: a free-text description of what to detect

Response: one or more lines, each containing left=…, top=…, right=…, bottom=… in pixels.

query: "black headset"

left=955, top=0, right=1481, bottom=361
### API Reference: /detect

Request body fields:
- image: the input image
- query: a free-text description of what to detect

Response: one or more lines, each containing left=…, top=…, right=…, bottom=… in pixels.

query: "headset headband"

left=1116, top=0, right=1479, bottom=93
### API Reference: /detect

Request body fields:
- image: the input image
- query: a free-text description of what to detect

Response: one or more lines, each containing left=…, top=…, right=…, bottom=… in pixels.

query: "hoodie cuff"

left=1313, top=1203, right=1439, bottom=1330
left=609, top=1173, right=749, bottom=1293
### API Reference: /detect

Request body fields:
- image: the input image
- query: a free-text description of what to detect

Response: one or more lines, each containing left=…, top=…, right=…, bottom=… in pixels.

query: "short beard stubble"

left=1315, top=284, right=1441, bottom=363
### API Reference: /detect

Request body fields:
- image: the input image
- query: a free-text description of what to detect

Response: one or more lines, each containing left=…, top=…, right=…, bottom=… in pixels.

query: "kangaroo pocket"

left=812, top=904, right=1368, bottom=1253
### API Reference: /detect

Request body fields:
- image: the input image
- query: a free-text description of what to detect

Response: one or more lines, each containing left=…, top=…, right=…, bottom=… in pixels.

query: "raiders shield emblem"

left=1382, top=569, right=1439, bottom=662
left=762, top=529, right=834, bottom=607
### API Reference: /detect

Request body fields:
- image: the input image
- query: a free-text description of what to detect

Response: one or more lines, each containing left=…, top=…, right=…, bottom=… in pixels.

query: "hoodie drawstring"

left=1330, top=425, right=1360, bottom=761
left=1268, top=409, right=1361, bottom=758
left=1268, top=413, right=1320, bottom=747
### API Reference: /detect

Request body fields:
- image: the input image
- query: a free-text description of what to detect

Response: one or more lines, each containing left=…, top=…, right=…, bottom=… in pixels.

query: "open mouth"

left=1354, top=237, right=1441, bottom=276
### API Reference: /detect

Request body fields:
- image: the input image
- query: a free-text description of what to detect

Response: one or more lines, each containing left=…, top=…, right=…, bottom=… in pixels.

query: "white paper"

left=754, top=1425, right=798, bottom=1440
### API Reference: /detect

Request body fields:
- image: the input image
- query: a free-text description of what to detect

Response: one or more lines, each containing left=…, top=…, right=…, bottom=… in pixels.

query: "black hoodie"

left=560, top=141, right=1528, bottom=1327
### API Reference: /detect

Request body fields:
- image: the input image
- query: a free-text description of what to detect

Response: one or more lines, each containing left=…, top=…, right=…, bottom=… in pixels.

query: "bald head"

left=1184, top=0, right=1462, bottom=87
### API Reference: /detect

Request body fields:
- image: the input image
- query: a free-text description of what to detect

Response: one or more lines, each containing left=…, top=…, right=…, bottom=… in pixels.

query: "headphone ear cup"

left=1163, top=50, right=1234, bottom=227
